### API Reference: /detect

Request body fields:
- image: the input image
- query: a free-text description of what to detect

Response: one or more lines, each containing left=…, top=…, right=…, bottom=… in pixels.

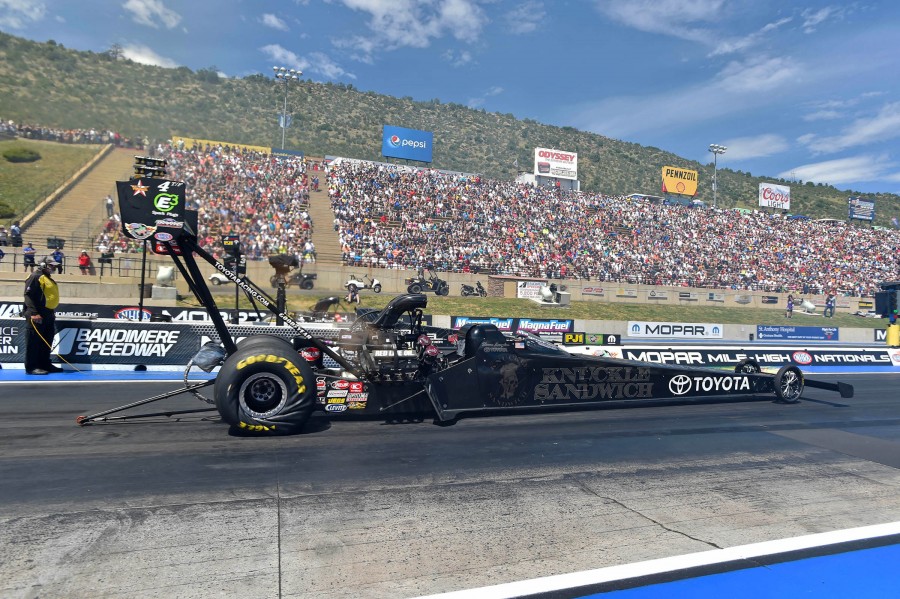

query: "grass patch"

left=0, top=138, right=102, bottom=221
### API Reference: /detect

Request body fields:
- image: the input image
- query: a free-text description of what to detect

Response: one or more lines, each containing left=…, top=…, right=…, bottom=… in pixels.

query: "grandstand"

left=2, top=127, right=898, bottom=301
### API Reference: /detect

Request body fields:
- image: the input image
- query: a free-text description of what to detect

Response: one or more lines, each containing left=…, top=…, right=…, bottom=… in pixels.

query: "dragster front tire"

left=215, top=343, right=315, bottom=435
left=774, top=365, right=804, bottom=404
left=735, top=358, right=761, bottom=374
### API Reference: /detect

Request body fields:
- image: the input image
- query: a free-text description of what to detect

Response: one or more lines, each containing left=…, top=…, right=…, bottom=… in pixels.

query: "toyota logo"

left=668, top=374, right=692, bottom=396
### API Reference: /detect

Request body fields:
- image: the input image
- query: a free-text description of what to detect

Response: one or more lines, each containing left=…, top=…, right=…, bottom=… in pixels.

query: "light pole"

left=708, top=144, right=727, bottom=207
left=273, top=66, right=302, bottom=149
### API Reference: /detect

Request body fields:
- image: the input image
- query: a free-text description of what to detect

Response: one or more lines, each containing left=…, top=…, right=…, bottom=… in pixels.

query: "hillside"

left=1, top=31, right=899, bottom=226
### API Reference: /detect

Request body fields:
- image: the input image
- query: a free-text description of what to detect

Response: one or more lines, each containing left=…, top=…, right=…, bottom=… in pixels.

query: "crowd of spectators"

left=3, top=124, right=897, bottom=297
left=1, top=118, right=151, bottom=149
left=326, top=159, right=898, bottom=297
left=153, top=142, right=315, bottom=262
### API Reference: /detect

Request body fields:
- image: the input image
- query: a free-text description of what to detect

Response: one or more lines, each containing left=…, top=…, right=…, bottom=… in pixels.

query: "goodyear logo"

left=236, top=354, right=306, bottom=393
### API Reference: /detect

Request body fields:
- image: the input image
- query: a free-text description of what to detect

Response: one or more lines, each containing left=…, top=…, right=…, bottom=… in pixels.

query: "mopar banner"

left=756, top=325, right=838, bottom=341
left=628, top=321, right=723, bottom=339
left=848, top=196, right=875, bottom=221
left=533, top=147, right=578, bottom=180
left=661, top=166, right=698, bottom=197
left=566, top=345, right=900, bottom=369
left=759, top=183, right=791, bottom=210
left=382, top=125, right=433, bottom=163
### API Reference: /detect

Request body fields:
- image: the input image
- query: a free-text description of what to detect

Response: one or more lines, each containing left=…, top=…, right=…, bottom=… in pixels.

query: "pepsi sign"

left=382, top=125, right=433, bottom=163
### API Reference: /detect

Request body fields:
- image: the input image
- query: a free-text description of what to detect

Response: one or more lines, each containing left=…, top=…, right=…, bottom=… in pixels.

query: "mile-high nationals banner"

left=759, top=182, right=790, bottom=210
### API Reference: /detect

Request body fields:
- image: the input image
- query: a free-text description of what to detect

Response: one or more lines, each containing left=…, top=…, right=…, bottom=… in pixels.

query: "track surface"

left=3, top=374, right=900, bottom=598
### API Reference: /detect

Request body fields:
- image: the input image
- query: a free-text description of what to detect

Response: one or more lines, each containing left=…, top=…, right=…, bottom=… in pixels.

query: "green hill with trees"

left=1, top=31, right=898, bottom=226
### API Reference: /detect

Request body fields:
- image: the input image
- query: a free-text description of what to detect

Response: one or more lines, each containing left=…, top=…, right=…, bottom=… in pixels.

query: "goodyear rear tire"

left=237, top=335, right=296, bottom=353
left=774, top=365, right=804, bottom=404
left=734, top=358, right=761, bottom=374
left=215, top=344, right=314, bottom=435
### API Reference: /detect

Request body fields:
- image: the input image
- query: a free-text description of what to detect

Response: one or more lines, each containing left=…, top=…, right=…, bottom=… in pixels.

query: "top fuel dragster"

left=75, top=163, right=854, bottom=435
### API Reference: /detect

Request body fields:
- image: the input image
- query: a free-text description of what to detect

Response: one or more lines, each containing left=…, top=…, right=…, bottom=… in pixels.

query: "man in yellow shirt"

left=23, top=258, right=63, bottom=375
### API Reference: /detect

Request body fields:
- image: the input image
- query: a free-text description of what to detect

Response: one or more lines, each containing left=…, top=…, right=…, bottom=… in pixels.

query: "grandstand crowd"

left=1, top=119, right=151, bottom=149
left=4, top=124, right=898, bottom=298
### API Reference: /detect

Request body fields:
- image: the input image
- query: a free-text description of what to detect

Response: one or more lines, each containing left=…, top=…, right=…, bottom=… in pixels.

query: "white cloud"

left=443, top=49, right=473, bottom=67
left=568, top=54, right=803, bottom=139
left=123, top=0, right=181, bottom=29
left=260, top=13, right=289, bottom=31
left=717, top=55, right=800, bottom=94
left=801, top=102, right=900, bottom=154
left=260, top=44, right=355, bottom=80
left=802, top=110, right=841, bottom=122
left=719, top=134, right=789, bottom=160
left=0, top=0, right=45, bottom=29
left=778, top=155, right=896, bottom=186
left=506, top=1, right=545, bottom=35
left=709, top=17, right=791, bottom=57
left=467, top=85, right=504, bottom=108
left=121, top=43, right=179, bottom=68
left=801, top=6, right=849, bottom=34
left=260, top=44, right=309, bottom=72
left=334, top=0, right=489, bottom=61
left=592, top=0, right=724, bottom=44
left=309, top=51, right=356, bottom=80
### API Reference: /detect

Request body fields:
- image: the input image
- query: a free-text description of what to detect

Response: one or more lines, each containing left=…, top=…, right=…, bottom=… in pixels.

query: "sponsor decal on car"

left=331, top=379, right=350, bottom=390
left=347, top=392, right=368, bottom=401
left=349, top=382, right=364, bottom=393
left=668, top=375, right=751, bottom=396
left=327, top=390, right=348, bottom=398
left=325, top=404, right=347, bottom=413
left=327, top=397, right=346, bottom=404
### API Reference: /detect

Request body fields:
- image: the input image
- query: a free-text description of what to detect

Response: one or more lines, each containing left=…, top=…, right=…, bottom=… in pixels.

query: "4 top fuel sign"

left=116, top=178, right=188, bottom=241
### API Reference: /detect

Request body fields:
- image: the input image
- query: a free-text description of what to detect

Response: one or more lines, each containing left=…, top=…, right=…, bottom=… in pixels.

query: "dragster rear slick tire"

left=774, top=365, right=804, bottom=403
left=214, top=342, right=315, bottom=435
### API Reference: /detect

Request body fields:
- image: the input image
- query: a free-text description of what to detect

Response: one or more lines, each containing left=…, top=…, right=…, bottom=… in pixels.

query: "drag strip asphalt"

left=2, top=373, right=900, bottom=598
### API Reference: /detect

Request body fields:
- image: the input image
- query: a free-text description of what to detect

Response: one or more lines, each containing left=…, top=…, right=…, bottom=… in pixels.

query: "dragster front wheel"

left=734, top=358, right=761, bottom=374
left=774, top=365, right=804, bottom=404
left=215, top=342, right=315, bottom=435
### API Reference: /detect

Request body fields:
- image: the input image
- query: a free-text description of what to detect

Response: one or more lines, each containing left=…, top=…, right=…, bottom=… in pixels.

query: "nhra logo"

left=113, top=307, right=153, bottom=321
left=792, top=351, right=813, bottom=365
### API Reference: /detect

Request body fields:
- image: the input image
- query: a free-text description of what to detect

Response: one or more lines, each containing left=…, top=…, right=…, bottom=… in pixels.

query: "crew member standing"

left=23, top=258, right=63, bottom=375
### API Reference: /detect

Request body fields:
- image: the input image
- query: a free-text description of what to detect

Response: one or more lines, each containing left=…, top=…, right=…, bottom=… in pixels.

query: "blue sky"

left=2, top=0, right=899, bottom=195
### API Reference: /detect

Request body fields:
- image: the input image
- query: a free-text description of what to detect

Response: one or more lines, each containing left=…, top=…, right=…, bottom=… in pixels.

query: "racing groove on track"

left=2, top=374, right=900, bottom=598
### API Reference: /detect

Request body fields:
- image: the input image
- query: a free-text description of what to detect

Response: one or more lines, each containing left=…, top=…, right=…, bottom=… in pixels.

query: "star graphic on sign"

left=131, top=179, right=149, bottom=197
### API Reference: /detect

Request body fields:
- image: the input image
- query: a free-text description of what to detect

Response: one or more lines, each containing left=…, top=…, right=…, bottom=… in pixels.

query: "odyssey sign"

left=533, top=147, right=578, bottom=180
